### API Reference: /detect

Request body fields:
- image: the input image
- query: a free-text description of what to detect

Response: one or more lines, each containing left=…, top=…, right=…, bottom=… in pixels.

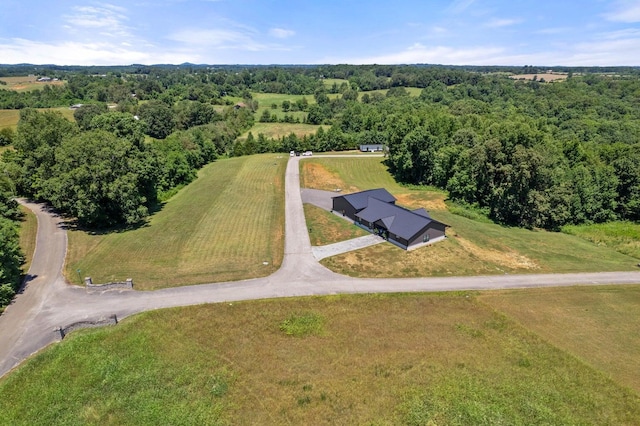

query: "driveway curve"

left=1, top=156, right=640, bottom=378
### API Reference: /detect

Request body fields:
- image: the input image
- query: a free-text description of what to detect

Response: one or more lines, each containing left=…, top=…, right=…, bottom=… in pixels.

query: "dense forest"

left=1, top=63, right=640, bottom=309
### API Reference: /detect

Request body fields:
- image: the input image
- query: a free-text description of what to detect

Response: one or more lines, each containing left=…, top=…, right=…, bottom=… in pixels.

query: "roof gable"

left=334, top=188, right=396, bottom=211
left=356, top=197, right=444, bottom=241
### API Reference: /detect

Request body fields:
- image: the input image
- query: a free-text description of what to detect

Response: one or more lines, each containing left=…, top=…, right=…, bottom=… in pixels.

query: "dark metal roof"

left=356, top=197, right=444, bottom=241
left=332, top=188, right=396, bottom=211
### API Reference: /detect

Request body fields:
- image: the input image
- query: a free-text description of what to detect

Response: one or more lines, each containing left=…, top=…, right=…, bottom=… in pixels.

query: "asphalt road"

left=1, top=156, right=640, bottom=378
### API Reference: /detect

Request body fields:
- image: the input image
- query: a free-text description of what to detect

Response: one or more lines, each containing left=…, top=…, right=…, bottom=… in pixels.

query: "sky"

left=1, top=0, right=640, bottom=66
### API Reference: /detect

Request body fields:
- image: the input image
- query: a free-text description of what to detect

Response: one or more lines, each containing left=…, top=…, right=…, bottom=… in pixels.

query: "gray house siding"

left=332, top=196, right=358, bottom=220
left=407, top=221, right=446, bottom=248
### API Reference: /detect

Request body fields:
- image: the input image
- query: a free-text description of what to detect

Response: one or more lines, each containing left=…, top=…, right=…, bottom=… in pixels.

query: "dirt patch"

left=301, top=162, right=357, bottom=192
left=454, top=235, right=539, bottom=270
left=394, top=193, right=447, bottom=212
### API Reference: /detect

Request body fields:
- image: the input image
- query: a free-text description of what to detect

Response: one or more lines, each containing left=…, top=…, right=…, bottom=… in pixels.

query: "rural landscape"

left=0, top=61, right=639, bottom=424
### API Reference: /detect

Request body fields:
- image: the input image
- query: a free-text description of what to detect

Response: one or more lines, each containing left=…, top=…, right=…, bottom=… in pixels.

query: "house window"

left=423, top=234, right=429, bottom=243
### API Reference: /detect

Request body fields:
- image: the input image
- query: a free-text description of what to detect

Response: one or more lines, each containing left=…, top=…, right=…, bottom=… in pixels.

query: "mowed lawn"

left=480, top=285, right=640, bottom=394
left=1, top=291, right=639, bottom=425
left=241, top=122, right=324, bottom=140
left=66, top=154, right=286, bottom=289
left=300, top=157, right=639, bottom=277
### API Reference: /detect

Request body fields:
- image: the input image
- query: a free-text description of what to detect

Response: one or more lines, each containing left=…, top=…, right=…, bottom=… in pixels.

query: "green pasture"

left=2, top=290, right=639, bottom=424
left=252, top=92, right=313, bottom=108
left=241, top=122, right=323, bottom=140
left=66, top=154, right=286, bottom=289
left=299, top=157, right=638, bottom=276
left=321, top=78, right=349, bottom=88
left=0, top=107, right=75, bottom=130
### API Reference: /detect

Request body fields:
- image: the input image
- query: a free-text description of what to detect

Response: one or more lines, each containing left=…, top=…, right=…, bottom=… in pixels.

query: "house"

left=359, top=144, right=384, bottom=152
left=37, top=77, right=52, bottom=82
left=332, top=188, right=396, bottom=221
left=332, top=188, right=447, bottom=250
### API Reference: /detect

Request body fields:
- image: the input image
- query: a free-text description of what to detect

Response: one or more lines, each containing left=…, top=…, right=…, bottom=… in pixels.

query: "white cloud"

left=604, top=1, right=640, bottom=23
left=0, top=38, right=193, bottom=65
left=484, top=18, right=522, bottom=28
left=269, top=28, right=295, bottom=39
left=330, top=43, right=505, bottom=65
left=64, top=4, right=132, bottom=37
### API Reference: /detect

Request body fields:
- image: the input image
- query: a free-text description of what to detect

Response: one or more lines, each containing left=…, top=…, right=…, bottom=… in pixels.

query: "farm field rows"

left=1, top=290, right=639, bottom=424
left=65, top=154, right=286, bottom=289
left=300, top=157, right=639, bottom=276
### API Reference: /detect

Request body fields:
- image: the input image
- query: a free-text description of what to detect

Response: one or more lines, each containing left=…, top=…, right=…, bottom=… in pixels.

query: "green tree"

left=43, top=130, right=154, bottom=227
left=138, top=100, right=175, bottom=139
left=73, top=103, right=107, bottom=130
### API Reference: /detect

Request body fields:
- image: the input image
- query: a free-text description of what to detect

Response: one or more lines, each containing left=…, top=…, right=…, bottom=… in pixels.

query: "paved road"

left=1, top=156, right=640, bottom=378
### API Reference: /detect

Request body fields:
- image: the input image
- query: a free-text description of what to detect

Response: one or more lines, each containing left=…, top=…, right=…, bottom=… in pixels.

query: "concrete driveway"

left=1, top=156, right=640, bottom=378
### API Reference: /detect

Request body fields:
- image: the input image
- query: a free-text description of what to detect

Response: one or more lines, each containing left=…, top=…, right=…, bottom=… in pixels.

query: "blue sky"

left=1, top=0, right=640, bottom=66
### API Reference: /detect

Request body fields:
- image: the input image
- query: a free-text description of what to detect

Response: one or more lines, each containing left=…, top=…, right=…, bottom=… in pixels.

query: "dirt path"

left=1, top=156, right=640, bottom=378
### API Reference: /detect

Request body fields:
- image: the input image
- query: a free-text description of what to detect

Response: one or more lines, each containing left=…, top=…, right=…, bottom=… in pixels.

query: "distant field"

left=509, top=73, right=567, bottom=82
left=1, top=291, right=639, bottom=424
left=300, top=157, right=639, bottom=277
left=252, top=92, right=313, bottom=108
left=0, top=75, right=65, bottom=92
left=321, top=78, right=349, bottom=88
left=66, top=154, right=286, bottom=289
left=0, top=107, right=75, bottom=130
left=242, top=122, right=324, bottom=140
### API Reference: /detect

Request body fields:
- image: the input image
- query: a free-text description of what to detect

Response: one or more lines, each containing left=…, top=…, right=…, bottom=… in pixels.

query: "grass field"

left=480, top=285, right=640, bottom=394
left=304, top=204, right=369, bottom=246
left=1, top=290, right=639, bottom=424
left=242, top=122, right=325, bottom=140
left=562, top=221, right=640, bottom=259
left=65, top=154, right=286, bottom=289
left=300, top=157, right=639, bottom=276
left=0, top=76, right=65, bottom=92
left=0, top=107, right=75, bottom=130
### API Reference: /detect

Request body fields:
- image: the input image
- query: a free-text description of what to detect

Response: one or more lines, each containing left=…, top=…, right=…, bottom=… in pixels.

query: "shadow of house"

left=332, top=189, right=447, bottom=250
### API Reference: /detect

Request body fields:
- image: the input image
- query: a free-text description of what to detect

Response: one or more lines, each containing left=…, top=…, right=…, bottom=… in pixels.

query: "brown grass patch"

left=394, top=192, right=447, bottom=212
left=304, top=204, right=369, bottom=246
left=510, top=73, right=567, bottom=82
left=300, top=162, right=358, bottom=192
left=454, top=235, right=540, bottom=270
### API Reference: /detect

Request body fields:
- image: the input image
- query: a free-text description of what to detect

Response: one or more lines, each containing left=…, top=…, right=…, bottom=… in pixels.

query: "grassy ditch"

left=66, top=154, right=286, bottom=289
left=1, top=291, right=639, bottom=424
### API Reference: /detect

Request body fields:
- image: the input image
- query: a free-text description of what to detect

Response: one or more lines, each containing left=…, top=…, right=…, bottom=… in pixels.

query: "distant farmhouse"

left=359, top=144, right=384, bottom=152
left=332, top=188, right=447, bottom=250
